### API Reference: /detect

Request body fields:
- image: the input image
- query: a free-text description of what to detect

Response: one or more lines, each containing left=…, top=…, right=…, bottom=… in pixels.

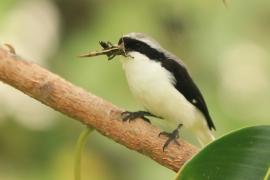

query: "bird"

left=81, top=32, right=216, bottom=150
left=116, top=32, right=216, bottom=150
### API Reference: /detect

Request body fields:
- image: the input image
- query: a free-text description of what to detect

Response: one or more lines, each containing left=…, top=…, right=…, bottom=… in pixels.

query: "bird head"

left=118, top=32, right=166, bottom=61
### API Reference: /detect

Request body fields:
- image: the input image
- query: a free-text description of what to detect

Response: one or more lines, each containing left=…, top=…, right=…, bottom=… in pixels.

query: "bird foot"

left=158, top=124, right=183, bottom=151
left=121, top=111, right=154, bottom=123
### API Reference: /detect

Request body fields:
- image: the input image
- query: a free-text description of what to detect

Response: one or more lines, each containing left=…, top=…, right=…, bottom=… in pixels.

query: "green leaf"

left=177, top=126, right=270, bottom=180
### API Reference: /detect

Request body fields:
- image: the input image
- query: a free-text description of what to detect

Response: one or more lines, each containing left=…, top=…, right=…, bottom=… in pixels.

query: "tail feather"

left=195, top=129, right=215, bottom=147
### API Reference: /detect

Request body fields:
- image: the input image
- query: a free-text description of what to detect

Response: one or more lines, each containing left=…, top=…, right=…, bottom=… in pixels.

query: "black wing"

left=120, top=36, right=215, bottom=130
left=161, top=59, right=216, bottom=130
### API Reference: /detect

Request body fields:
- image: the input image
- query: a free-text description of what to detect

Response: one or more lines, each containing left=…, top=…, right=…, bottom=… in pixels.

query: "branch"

left=0, top=46, right=198, bottom=172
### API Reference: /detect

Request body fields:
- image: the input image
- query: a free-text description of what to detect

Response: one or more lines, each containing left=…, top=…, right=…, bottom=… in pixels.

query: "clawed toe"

left=158, top=131, right=170, bottom=137
left=159, top=124, right=183, bottom=151
left=141, top=117, right=151, bottom=123
left=121, top=111, right=151, bottom=123
left=121, top=111, right=132, bottom=121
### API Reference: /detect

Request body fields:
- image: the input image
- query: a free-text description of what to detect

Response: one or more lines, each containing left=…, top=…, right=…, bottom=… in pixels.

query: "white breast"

left=121, top=52, right=203, bottom=129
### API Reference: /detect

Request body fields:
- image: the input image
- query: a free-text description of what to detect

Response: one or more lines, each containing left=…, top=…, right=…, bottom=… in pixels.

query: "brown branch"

left=0, top=46, right=198, bottom=172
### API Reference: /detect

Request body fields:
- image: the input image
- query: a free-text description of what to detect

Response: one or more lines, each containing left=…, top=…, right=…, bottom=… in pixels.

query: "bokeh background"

left=0, top=0, right=270, bottom=179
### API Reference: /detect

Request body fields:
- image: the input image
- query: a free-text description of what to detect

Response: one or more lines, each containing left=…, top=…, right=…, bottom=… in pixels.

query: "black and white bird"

left=82, top=32, right=216, bottom=150
left=117, top=33, right=216, bottom=149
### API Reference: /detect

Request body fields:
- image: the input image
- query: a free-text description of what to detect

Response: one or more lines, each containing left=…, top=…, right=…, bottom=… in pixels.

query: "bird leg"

left=121, top=111, right=160, bottom=123
left=159, top=124, right=183, bottom=151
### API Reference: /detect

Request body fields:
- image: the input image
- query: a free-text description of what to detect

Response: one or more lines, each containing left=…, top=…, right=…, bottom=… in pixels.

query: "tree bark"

left=0, top=46, right=198, bottom=172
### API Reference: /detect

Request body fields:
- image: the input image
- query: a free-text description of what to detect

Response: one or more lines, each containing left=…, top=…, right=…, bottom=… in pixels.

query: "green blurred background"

left=0, top=0, right=270, bottom=179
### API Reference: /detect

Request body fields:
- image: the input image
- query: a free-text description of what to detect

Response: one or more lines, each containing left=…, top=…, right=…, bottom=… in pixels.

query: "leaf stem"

left=74, top=127, right=95, bottom=180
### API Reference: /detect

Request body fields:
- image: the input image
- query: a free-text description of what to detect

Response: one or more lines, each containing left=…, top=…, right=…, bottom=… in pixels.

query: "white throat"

left=121, top=51, right=178, bottom=118
left=121, top=52, right=176, bottom=86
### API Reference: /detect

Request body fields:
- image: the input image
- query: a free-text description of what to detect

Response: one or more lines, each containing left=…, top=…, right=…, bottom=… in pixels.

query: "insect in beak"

left=78, top=40, right=129, bottom=60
